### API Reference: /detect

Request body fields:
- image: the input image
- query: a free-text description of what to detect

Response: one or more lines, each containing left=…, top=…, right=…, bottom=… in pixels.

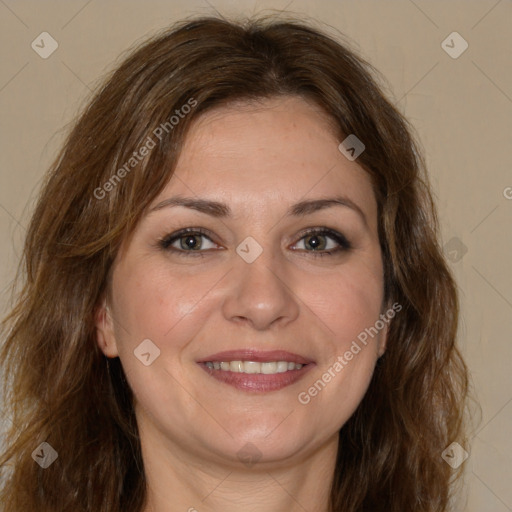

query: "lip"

left=197, top=349, right=315, bottom=365
left=197, top=350, right=316, bottom=393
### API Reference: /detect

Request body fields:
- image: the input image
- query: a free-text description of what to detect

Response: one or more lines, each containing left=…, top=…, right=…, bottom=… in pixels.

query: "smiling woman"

left=0, top=14, right=469, bottom=512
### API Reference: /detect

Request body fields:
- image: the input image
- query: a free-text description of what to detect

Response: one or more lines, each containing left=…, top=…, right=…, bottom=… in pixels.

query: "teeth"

left=204, top=360, right=304, bottom=374
left=261, top=362, right=277, bottom=374
left=277, top=361, right=289, bottom=373
left=230, top=361, right=243, bottom=372
left=244, top=361, right=261, bottom=374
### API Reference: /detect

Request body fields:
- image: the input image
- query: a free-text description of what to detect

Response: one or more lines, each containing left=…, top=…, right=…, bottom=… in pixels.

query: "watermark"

left=338, top=134, right=365, bottom=161
left=504, top=186, right=512, bottom=200
left=31, top=31, right=58, bottom=59
left=237, top=442, right=262, bottom=468
left=441, top=442, right=469, bottom=468
left=236, top=236, right=263, bottom=263
left=93, top=97, right=198, bottom=200
left=441, top=32, right=468, bottom=60
left=298, top=302, right=402, bottom=405
left=134, top=338, right=161, bottom=366
left=31, top=441, right=58, bottom=468
left=444, top=236, right=468, bottom=263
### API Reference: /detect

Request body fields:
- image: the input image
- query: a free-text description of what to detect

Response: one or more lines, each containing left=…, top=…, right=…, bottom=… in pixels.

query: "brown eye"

left=292, top=228, right=351, bottom=256
left=303, top=233, right=328, bottom=251
left=177, top=234, right=204, bottom=250
left=159, top=228, right=219, bottom=255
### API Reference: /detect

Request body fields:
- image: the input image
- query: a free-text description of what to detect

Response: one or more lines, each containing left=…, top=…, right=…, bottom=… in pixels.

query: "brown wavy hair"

left=0, top=13, right=470, bottom=512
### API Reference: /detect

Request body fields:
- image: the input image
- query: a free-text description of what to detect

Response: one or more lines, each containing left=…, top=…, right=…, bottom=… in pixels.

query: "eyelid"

left=290, top=227, right=351, bottom=252
left=158, top=227, right=219, bottom=251
left=158, top=226, right=351, bottom=256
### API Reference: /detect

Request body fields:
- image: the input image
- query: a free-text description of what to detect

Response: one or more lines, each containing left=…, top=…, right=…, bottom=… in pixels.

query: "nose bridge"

left=221, top=237, right=299, bottom=330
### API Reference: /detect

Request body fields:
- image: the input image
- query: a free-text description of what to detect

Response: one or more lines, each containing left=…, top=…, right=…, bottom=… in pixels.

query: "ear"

left=94, top=295, right=119, bottom=358
left=377, top=322, right=388, bottom=358
left=376, top=300, right=394, bottom=358
left=376, top=299, right=401, bottom=358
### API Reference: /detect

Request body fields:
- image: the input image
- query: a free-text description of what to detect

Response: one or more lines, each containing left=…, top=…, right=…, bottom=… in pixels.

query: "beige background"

left=1, top=1, right=511, bottom=510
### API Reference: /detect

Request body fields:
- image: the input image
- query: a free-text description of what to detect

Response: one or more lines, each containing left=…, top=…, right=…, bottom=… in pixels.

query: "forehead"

left=153, top=96, right=377, bottom=229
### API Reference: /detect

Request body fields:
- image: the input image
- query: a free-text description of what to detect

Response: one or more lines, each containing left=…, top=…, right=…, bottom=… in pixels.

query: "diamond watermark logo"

left=134, top=338, right=161, bottom=366
left=444, top=237, right=468, bottom=263
left=441, top=442, right=469, bottom=468
left=237, top=442, right=263, bottom=468
left=441, top=32, right=468, bottom=59
left=338, top=134, right=365, bottom=161
left=32, top=442, right=58, bottom=468
left=236, top=236, right=263, bottom=264
left=31, top=32, right=59, bottom=59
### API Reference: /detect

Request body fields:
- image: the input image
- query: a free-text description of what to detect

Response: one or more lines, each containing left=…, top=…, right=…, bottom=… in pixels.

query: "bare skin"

left=95, top=96, right=387, bottom=512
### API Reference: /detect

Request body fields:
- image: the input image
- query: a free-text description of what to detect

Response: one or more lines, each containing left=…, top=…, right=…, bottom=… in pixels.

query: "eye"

left=158, top=227, right=351, bottom=258
left=158, top=228, right=219, bottom=256
left=291, top=228, right=351, bottom=257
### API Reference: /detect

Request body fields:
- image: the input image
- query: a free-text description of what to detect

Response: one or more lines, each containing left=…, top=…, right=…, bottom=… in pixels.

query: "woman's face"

left=96, top=96, right=387, bottom=468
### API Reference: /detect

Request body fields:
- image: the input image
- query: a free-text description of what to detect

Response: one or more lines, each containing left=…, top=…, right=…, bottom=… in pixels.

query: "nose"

left=221, top=248, right=300, bottom=331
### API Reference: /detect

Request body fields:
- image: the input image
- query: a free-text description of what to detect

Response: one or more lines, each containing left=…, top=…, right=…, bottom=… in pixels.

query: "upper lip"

left=198, top=349, right=315, bottom=365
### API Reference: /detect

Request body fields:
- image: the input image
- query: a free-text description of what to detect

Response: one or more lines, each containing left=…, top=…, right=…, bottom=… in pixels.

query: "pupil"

left=308, top=235, right=324, bottom=250
left=184, top=235, right=199, bottom=249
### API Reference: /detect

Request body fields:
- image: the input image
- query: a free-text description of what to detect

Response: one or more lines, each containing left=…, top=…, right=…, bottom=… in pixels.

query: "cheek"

left=110, top=258, right=224, bottom=353
left=108, top=260, right=223, bottom=430
left=302, top=258, right=384, bottom=350
left=294, top=257, right=384, bottom=419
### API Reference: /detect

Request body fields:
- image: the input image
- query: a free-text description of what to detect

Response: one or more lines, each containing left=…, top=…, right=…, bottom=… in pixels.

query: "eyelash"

left=157, top=227, right=351, bottom=258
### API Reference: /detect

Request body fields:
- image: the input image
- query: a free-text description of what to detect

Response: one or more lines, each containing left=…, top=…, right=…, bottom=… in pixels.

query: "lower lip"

left=198, top=363, right=315, bottom=392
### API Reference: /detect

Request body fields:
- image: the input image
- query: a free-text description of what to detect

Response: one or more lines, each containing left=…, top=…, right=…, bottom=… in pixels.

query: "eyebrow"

left=150, top=195, right=368, bottom=226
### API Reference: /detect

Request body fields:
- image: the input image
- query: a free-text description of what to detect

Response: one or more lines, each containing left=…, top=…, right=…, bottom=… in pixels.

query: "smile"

left=204, top=360, right=304, bottom=374
left=197, top=349, right=315, bottom=392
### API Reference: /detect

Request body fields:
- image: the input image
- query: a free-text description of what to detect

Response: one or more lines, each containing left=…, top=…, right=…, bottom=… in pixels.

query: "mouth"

left=197, top=350, right=315, bottom=392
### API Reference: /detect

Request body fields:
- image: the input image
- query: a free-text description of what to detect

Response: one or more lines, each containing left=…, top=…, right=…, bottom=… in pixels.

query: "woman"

left=0, top=14, right=469, bottom=512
